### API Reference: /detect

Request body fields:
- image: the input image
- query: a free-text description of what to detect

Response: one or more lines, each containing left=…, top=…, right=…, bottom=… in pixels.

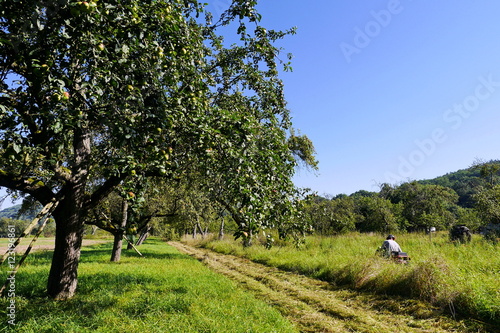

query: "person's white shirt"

left=382, top=239, right=402, bottom=256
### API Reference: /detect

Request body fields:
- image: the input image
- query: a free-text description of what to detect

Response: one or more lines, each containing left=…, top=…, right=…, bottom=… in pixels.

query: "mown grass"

left=0, top=237, right=56, bottom=248
left=0, top=238, right=298, bottom=332
left=186, top=232, right=500, bottom=327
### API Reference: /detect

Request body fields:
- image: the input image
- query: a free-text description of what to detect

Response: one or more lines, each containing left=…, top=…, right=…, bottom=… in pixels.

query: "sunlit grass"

left=188, top=232, right=500, bottom=326
left=0, top=239, right=297, bottom=333
left=0, top=237, right=55, bottom=247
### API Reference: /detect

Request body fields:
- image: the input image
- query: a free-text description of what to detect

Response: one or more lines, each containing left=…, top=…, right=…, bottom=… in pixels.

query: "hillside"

left=0, top=204, right=36, bottom=220
left=418, top=160, right=500, bottom=207
left=0, top=204, right=23, bottom=219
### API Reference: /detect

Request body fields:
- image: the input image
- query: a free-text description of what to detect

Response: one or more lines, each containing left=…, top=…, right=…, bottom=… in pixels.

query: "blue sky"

left=2, top=1, right=500, bottom=208
left=245, top=0, right=500, bottom=196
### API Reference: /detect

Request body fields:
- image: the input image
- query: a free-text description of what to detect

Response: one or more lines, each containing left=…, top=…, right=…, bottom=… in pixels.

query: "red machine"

left=390, top=251, right=410, bottom=264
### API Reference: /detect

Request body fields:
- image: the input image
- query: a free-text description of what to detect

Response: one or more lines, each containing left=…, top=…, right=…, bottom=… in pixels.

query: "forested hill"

left=0, top=204, right=22, bottom=219
left=417, top=160, right=500, bottom=207
left=0, top=204, right=36, bottom=220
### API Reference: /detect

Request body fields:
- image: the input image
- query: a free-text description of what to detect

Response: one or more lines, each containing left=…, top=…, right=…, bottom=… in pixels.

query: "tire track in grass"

left=169, top=242, right=462, bottom=333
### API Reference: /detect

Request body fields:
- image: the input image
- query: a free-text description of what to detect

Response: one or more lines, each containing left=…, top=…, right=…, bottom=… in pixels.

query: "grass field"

left=0, top=239, right=297, bottom=332
left=186, top=232, right=500, bottom=327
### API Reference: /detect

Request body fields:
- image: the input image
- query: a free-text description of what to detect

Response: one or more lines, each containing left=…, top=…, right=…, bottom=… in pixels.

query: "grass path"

left=170, top=241, right=478, bottom=333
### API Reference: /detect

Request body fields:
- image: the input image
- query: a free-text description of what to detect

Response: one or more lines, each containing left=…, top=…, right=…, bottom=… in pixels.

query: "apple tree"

left=0, top=0, right=315, bottom=299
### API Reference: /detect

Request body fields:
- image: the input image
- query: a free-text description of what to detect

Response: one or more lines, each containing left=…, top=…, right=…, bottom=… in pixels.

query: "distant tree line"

left=2, top=160, right=499, bottom=244
left=301, top=160, right=500, bottom=238
left=120, top=160, right=500, bottom=241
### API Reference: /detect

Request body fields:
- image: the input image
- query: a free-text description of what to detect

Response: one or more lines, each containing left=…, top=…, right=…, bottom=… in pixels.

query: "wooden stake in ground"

left=0, top=210, right=53, bottom=296
left=0, top=199, right=59, bottom=265
left=123, top=236, right=143, bottom=257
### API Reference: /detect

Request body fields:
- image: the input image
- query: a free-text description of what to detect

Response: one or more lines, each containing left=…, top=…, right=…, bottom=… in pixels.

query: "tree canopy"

left=0, top=0, right=316, bottom=299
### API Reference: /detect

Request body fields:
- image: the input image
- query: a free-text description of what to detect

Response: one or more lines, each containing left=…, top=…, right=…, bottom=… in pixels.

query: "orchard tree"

left=354, top=196, right=403, bottom=233
left=1, top=0, right=207, bottom=299
left=473, top=185, right=500, bottom=224
left=390, top=182, right=458, bottom=231
left=303, top=195, right=358, bottom=235
left=0, top=0, right=313, bottom=299
left=87, top=189, right=138, bottom=262
left=146, top=176, right=220, bottom=239
left=186, top=12, right=318, bottom=246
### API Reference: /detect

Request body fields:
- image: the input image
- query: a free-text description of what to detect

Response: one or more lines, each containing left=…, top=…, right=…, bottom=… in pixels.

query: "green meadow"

left=0, top=239, right=297, bottom=333
left=188, top=232, right=500, bottom=327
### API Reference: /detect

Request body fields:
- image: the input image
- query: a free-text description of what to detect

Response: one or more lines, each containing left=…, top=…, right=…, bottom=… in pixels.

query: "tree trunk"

left=243, top=229, right=253, bottom=247
left=110, top=199, right=128, bottom=262
left=135, top=226, right=151, bottom=246
left=110, top=233, right=123, bottom=262
left=47, top=128, right=91, bottom=299
left=47, top=193, right=85, bottom=300
left=197, top=221, right=205, bottom=239
left=218, top=218, right=225, bottom=240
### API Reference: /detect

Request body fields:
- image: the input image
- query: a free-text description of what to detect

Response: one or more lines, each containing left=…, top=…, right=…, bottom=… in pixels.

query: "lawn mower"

left=390, top=251, right=411, bottom=264
left=375, top=247, right=411, bottom=264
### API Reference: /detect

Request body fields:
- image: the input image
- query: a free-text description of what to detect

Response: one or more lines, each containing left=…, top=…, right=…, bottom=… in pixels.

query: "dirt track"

left=0, top=239, right=109, bottom=255
left=169, top=241, right=473, bottom=333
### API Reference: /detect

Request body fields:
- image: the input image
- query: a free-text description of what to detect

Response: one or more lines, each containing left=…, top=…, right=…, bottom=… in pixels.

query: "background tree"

left=0, top=218, right=31, bottom=237
left=419, top=160, right=500, bottom=207
left=354, top=196, right=403, bottom=233
left=473, top=159, right=500, bottom=187
left=389, top=182, right=458, bottom=231
left=303, top=195, right=358, bottom=235
left=472, top=185, right=500, bottom=224
left=451, top=206, right=483, bottom=232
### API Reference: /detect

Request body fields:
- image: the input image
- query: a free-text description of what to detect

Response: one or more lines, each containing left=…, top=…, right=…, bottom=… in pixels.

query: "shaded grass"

left=187, top=232, right=500, bottom=327
left=0, top=239, right=297, bottom=332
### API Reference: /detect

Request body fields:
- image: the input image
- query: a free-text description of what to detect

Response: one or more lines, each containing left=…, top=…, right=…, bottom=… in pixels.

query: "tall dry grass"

left=186, top=232, right=499, bottom=326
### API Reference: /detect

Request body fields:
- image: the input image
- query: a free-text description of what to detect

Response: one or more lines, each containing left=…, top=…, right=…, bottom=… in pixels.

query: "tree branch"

left=85, top=175, right=123, bottom=211
left=0, top=172, right=55, bottom=205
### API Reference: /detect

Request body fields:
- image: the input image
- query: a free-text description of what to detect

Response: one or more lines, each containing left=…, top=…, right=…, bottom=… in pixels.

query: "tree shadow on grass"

left=2, top=245, right=194, bottom=327
left=0, top=240, right=192, bottom=299
left=8, top=271, right=192, bottom=329
left=12, top=240, right=192, bottom=266
left=120, top=250, right=191, bottom=261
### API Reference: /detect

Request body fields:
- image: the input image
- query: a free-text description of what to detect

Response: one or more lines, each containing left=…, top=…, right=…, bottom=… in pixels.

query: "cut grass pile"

left=0, top=239, right=297, bottom=332
left=186, top=232, right=500, bottom=326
